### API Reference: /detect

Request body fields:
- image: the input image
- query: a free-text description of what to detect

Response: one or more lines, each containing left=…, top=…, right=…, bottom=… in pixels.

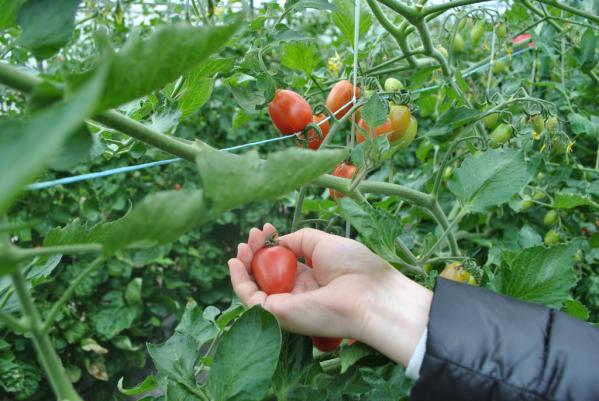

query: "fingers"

left=228, top=258, right=266, bottom=307
left=236, top=243, right=253, bottom=272
left=279, top=227, right=332, bottom=259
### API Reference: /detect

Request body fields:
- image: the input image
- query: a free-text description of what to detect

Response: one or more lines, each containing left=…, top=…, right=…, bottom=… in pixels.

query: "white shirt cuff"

left=405, top=327, right=427, bottom=380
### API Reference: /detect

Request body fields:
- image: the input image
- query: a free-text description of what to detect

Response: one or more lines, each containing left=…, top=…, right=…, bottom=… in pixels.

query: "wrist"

left=357, top=269, right=432, bottom=367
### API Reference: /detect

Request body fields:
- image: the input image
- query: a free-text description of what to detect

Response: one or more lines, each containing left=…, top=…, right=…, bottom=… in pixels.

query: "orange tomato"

left=326, top=80, right=361, bottom=119
left=302, top=114, right=330, bottom=150
left=388, top=104, right=411, bottom=142
left=329, top=162, right=357, bottom=200
left=356, top=118, right=393, bottom=143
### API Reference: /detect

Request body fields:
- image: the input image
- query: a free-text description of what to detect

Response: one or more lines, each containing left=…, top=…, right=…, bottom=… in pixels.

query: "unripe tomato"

left=453, top=33, right=465, bottom=53
left=530, top=114, right=545, bottom=133
left=483, top=112, right=499, bottom=129
left=384, top=77, right=404, bottom=92
left=492, top=60, right=507, bottom=74
left=251, top=245, right=297, bottom=294
left=490, top=123, right=513, bottom=146
left=546, top=116, right=558, bottom=132
left=388, top=104, right=411, bottom=142
left=394, top=116, right=418, bottom=149
left=544, top=229, right=561, bottom=245
left=303, top=114, right=330, bottom=150
left=356, top=118, right=393, bottom=143
left=311, top=336, right=343, bottom=352
left=543, top=210, right=558, bottom=226
left=496, top=23, right=507, bottom=38
left=268, top=89, right=313, bottom=134
left=574, top=250, right=583, bottom=262
left=442, top=166, right=453, bottom=182
left=470, top=21, right=485, bottom=45
left=437, top=45, right=448, bottom=59
left=329, top=162, right=357, bottom=200
left=326, top=80, right=361, bottom=119
left=521, top=195, right=533, bottom=210
left=440, top=262, right=472, bottom=284
left=536, top=172, right=545, bottom=181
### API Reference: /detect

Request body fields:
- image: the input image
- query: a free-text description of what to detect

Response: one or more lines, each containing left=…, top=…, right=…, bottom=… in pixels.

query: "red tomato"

left=304, top=114, right=330, bottom=150
left=304, top=256, right=313, bottom=268
left=326, top=80, right=361, bottom=119
left=251, top=245, right=297, bottom=294
left=268, top=89, right=313, bottom=134
left=512, top=32, right=535, bottom=48
left=329, top=162, right=357, bottom=200
left=356, top=118, right=393, bottom=143
left=311, top=336, right=343, bottom=352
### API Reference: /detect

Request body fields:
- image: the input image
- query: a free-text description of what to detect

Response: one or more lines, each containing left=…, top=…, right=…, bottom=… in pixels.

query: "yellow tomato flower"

left=567, top=141, right=575, bottom=153
left=328, top=52, right=342, bottom=77
left=532, top=130, right=541, bottom=140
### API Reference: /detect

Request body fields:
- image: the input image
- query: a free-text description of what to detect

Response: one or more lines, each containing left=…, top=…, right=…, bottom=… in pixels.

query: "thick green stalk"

left=11, top=270, right=83, bottom=401
left=534, top=0, right=599, bottom=24
left=291, top=186, right=307, bottom=232
left=421, top=0, right=495, bottom=16
left=0, top=309, right=29, bottom=333
left=16, top=243, right=103, bottom=260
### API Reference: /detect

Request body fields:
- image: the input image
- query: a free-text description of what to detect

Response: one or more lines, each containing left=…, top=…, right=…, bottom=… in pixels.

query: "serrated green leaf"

left=331, top=0, right=371, bottom=45
left=286, top=0, right=335, bottom=11
left=362, top=93, right=387, bottom=128
left=493, top=243, right=578, bottom=308
left=196, top=145, right=348, bottom=213
left=562, top=299, right=590, bottom=321
left=436, top=106, right=483, bottom=129
left=72, top=16, right=243, bottom=112
left=568, top=112, right=599, bottom=139
left=553, top=193, right=598, bottom=209
left=272, top=333, right=314, bottom=401
left=281, top=41, right=320, bottom=74
left=17, top=0, right=79, bottom=59
left=448, top=149, right=531, bottom=213
left=47, top=126, right=94, bottom=172
left=148, top=334, right=199, bottom=385
left=208, top=306, right=281, bottom=401
left=340, top=343, right=372, bottom=373
left=0, top=65, right=105, bottom=215
left=118, top=375, right=158, bottom=396
left=179, top=77, right=214, bottom=118
left=174, top=300, right=218, bottom=347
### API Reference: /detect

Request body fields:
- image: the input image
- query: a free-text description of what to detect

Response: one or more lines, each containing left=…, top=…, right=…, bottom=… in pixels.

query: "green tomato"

left=483, top=112, right=500, bottom=129
left=533, top=190, right=546, bottom=200
left=490, top=123, right=513, bottom=146
left=384, top=77, right=404, bottom=92
left=574, top=250, right=583, bottom=263
left=471, top=21, right=485, bottom=45
left=496, top=23, right=507, bottom=38
left=443, top=166, right=453, bottom=182
left=536, top=172, right=545, bottom=181
left=531, top=114, right=545, bottom=133
left=521, top=195, right=533, bottom=210
left=543, top=210, right=558, bottom=226
left=544, top=229, right=561, bottom=245
left=492, top=60, right=507, bottom=74
left=437, top=45, right=448, bottom=59
left=546, top=116, right=558, bottom=132
left=453, top=33, right=465, bottom=53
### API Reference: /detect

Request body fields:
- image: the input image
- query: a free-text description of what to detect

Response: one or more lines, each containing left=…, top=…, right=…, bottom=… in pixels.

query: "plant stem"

left=291, top=186, right=307, bottom=232
left=0, top=309, right=30, bottom=333
left=42, top=256, right=105, bottom=333
left=11, top=270, right=83, bottom=401
left=534, top=0, right=599, bottom=24
left=394, top=237, right=422, bottom=272
left=421, top=0, right=495, bottom=16
left=420, top=208, right=466, bottom=262
left=16, top=243, right=103, bottom=260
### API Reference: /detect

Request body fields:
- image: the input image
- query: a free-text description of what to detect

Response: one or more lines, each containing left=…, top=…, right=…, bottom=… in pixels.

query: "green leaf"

left=338, top=198, right=406, bottom=265
left=47, top=126, right=94, bottom=172
left=579, top=28, right=597, bottom=73
left=362, top=93, right=387, bottom=129
left=562, top=299, right=590, bottom=321
left=174, top=300, right=218, bottom=348
left=493, top=243, right=578, bottom=308
left=75, top=16, right=243, bottom=112
left=331, top=0, right=371, bottom=45
left=118, top=375, right=158, bottom=396
left=568, top=112, right=599, bottom=139
left=436, top=106, right=483, bottom=129
left=272, top=333, right=314, bottom=401
left=0, top=66, right=105, bottom=215
left=448, top=149, right=531, bottom=213
left=148, top=334, right=199, bottom=386
left=553, top=193, right=598, bottom=209
left=340, top=343, right=372, bottom=373
left=286, top=0, right=335, bottom=11
left=125, top=278, right=143, bottom=305
left=281, top=41, right=320, bottom=74
left=0, top=0, right=26, bottom=29
left=208, top=306, right=281, bottom=401
left=92, top=291, right=140, bottom=340
left=17, top=0, right=80, bottom=59
left=196, top=146, right=348, bottom=213
left=0, top=255, right=61, bottom=307
left=179, top=77, right=214, bottom=118
left=0, top=360, right=23, bottom=393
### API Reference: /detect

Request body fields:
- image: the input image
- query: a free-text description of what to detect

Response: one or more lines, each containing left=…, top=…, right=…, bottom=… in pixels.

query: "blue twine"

left=26, top=47, right=533, bottom=191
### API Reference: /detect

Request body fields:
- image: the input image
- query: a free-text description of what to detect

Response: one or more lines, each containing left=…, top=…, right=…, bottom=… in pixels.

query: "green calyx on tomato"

left=327, top=80, right=361, bottom=119
left=311, top=336, right=343, bottom=352
left=269, top=89, right=313, bottom=134
left=453, top=33, right=465, bottom=53
left=543, top=210, right=558, bottom=226
left=470, top=21, right=485, bottom=45
left=490, top=123, right=513, bottom=146
left=251, top=242, right=297, bottom=295
left=544, top=229, right=561, bottom=245
left=329, top=162, right=357, bottom=201
left=384, top=77, right=404, bottom=92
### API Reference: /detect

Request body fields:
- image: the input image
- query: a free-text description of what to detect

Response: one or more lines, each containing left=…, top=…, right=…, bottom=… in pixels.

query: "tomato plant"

left=269, top=89, right=313, bottom=134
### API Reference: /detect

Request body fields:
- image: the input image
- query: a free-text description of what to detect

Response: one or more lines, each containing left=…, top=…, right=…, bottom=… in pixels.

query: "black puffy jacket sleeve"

left=410, top=278, right=599, bottom=401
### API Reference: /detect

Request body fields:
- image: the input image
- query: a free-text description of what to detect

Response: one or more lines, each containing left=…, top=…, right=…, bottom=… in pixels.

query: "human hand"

left=228, top=223, right=432, bottom=366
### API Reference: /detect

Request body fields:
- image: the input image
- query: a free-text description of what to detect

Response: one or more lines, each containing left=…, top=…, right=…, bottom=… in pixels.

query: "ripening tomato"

left=356, top=118, right=393, bottom=143
left=388, top=104, right=411, bottom=142
left=269, top=89, right=313, bottom=134
left=251, top=245, right=297, bottom=295
left=393, top=116, right=418, bottom=149
left=303, top=114, right=330, bottom=150
left=329, top=162, right=357, bottom=200
left=311, top=336, right=343, bottom=352
left=490, top=123, right=513, bottom=146
left=440, top=262, right=475, bottom=284
left=326, top=80, right=361, bottom=119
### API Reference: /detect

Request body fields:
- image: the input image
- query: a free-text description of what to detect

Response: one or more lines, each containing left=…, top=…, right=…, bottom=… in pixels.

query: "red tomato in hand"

left=269, top=89, right=313, bottom=134
left=303, top=114, right=330, bottom=150
left=311, top=336, right=343, bottom=352
left=251, top=245, right=297, bottom=294
left=329, top=162, right=357, bottom=200
left=326, top=80, right=361, bottom=119
left=356, top=118, right=393, bottom=144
